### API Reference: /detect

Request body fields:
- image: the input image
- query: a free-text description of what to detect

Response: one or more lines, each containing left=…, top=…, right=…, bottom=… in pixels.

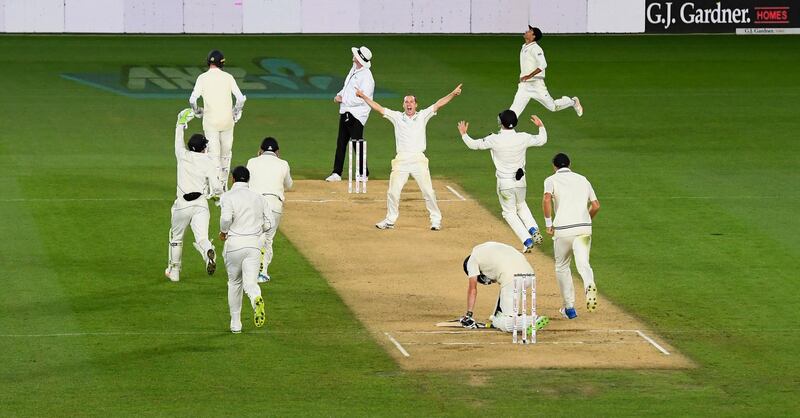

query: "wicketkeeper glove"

left=176, top=108, right=195, bottom=129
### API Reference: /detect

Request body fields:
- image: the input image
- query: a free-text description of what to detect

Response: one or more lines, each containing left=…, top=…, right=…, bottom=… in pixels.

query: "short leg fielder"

left=224, top=247, right=264, bottom=330
left=510, top=80, right=576, bottom=117
left=384, top=154, right=441, bottom=227
left=553, top=234, right=595, bottom=310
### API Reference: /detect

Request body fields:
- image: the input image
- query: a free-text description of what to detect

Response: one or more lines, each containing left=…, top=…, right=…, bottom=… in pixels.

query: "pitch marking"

left=445, top=185, right=467, bottom=201
left=384, top=332, right=411, bottom=357
left=635, top=330, right=671, bottom=355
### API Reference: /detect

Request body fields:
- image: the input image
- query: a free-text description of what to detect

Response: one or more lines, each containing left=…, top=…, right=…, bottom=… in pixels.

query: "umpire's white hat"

left=351, top=46, right=372, bottom=68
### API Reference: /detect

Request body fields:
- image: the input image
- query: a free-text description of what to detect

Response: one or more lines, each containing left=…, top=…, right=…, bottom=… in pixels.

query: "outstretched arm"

left=458, top=121, right=491, bottom=150
left=432, top=83, right=462, bottom=112
left=355, top=88, right=385, bottom=115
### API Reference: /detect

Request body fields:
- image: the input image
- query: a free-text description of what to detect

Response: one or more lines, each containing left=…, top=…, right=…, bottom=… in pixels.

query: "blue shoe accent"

left=529, top=227, right=537, bottom=235
left=522, top=238, right=534, bottom=253
left=564, top=307, right=577, bottom=319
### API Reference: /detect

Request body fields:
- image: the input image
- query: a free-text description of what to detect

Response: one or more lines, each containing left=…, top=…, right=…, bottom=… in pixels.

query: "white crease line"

left=445, top=185, right=466, bottom=201
left=0, top=331, right=250, bottom=337
left=384, top=332, right=410, bottom=357
left=636, top=330, right=671, bottom=355
left=289, top=198, right=465, bottom=203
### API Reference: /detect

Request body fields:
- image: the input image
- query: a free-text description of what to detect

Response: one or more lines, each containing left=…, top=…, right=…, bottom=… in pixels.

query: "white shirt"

left=465, top=242, right=535, bottom=287
left=543, top=168, right=597, bottom=237
left=520, top=42, right=547, bottom=80
left=219, top=182, right=273, bottom=248
left=382, top=106, right=437, bottom=154
left=246, top=152, right=293, bottom=202
left=337, top=65, right=375, bottom=125
left=461, top=128, right=547, bottom=189
left=174, top=126, right=220, bottom=203
left=189, top=68, right=246, bottom=132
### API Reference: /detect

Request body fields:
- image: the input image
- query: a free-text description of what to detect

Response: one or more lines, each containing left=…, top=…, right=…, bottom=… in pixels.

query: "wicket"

left=512, top=273, right=537, bottom=344
left=347, top=139, right=367, bottom=194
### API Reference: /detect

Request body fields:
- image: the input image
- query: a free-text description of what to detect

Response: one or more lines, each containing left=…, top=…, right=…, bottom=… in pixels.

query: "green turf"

left=0, top=34, right=798, bottom=416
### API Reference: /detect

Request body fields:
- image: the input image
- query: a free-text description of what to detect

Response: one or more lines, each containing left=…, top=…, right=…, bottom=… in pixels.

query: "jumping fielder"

left=325, top=46, right=374, bottom=183
left=510, top=26, right=583, bottom=118
left=165, top=109, right=221, bottom=283
left=246, top=137, right=293, bottom=283
left=219, top=166, right=271, bottom=333
left=457, top=110, right=547, bottom=253
left=189, top=49, right=246, bottom=192
left=356, top=84, right=462, bottom=230
left=542, top=153, right=600, bottom=319
left=459, top=241, right=550, bottom=333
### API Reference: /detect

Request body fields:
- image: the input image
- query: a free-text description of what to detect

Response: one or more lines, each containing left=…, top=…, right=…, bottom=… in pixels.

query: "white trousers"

left=554, top=234, right=595, bottom=309
left=510, top=80, right=575, bottom=116
left=204, top=128, right=234, bottom=190
left=168, top=200, right=213, bottom=270
left=223, top=246, right=262, bottom=327
left=259, top=195, right=284, bottom=276
left=490, top=275, right=539, bottom=332
left=385, top=153, right=442, bottom=225
left=497, top=186, right=539, bottom=244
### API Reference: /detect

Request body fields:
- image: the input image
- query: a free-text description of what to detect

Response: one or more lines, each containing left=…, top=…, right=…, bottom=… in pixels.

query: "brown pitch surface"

left=279, top=179, right=693, bottom=370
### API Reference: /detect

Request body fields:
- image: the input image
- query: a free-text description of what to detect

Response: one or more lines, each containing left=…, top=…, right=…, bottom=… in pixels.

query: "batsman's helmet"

left=260, top=137, right=279, bottom=152
left=232, top=166, right=250, bottom=183
left=498, top=110, right=518, bottom=129
left=207, top=50, right=225, bottom=67
left=187, top=133, right=208, bottom=152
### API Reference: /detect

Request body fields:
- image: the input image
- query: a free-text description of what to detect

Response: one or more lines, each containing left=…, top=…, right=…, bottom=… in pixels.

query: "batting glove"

left=460, top=311, right=477, bottom=329
left=233, top=108, right=243, bottom=123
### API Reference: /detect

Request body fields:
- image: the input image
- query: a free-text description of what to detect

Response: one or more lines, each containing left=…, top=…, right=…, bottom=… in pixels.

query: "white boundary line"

left=635, top=330, right=671, bottom=355
left=384, top=332, right=410, bottom=357
left=445, top=185, right=466, bottom=201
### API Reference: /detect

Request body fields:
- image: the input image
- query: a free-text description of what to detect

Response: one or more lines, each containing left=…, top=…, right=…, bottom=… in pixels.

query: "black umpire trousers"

left=331, top=112, right=369, bottom=176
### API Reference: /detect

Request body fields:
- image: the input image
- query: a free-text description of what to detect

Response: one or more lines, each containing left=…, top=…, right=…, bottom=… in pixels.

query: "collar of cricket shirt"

left=231, top=182, right=249, bottom=190
left=557, top=168, right=572, bottom=173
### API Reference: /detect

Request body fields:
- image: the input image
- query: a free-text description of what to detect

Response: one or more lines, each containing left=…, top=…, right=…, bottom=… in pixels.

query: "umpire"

left=325, top=46, right=374, bottom=182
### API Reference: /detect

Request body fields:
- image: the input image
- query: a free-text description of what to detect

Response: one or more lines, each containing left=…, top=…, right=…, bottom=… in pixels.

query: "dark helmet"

left=232, top=166, right=250, bottom=183
left=498, top=110, right=518, bottom=129
left=553, top=153, right=571, bottom=168
left=260, top=137, right=279, bottom=152
left=207, top=50, right=225, bottom=68
left=187, top=133, right=208, bottom=152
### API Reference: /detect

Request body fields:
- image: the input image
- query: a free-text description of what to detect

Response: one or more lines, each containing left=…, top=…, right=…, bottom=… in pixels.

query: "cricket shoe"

left=230, top=319, right=242, bottom=334
left=573, top=97, right=583, bottom=117
left=164, top=266, right=180, bottom=282
left=375, top=219, right=395, bottom=230
left=253, top=296, right=266, bottom=328
left=585, top=284, right=598, bottom=312
left=430, top=223, right=441, bottom=231
left=257, top=273, right=271, bottom=283
left=325, top=173, right=342, bottom=182
left=176, top=108, right=195, bottom=127
left=529, top=227, right=543, bottom=245
left=521, top=238, right=534, bottom=253
left=205, top=249, right=216, bottom=275
left=528, top=315, right=550, bottom=334
left=559, top=307, right=578, bottom=319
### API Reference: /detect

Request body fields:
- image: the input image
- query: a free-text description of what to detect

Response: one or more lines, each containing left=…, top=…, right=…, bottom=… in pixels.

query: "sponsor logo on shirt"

left=62, top=58, right=396, bottom=99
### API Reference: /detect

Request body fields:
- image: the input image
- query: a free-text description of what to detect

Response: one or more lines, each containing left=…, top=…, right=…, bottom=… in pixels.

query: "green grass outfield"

left=0, top=34, right=798, bottom=416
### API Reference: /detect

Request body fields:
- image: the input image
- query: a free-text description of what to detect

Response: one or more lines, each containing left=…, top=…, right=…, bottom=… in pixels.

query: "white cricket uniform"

left=219, top=182, right=273, bottom=329
left=167, top=126, right=222, bottom=276
left=464, top=242, right=542, bottom=332
left=510, top=42, right=575, bottom=116
left=189, top=67, right=246, bottom=189
left=338, top=65, right=375, bottom=126
left=461, top=128, right=547, bottom=244
left=246, top=152, right=293, bottom=278
left=543, top=168, right=598, bottom=309
left=381, top=106, right=442, bottom=227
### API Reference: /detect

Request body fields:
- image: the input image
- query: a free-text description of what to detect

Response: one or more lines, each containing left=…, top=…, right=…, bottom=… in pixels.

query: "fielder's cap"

left=207, top=49, right=225, bottom=67
left=260, top=137, right=279, bottom=152
left=553, top=153, right=571, bottom=168
left=528, top=26, right=543, bottom=41
left=187, top=133, right=208, bottom=152
left=232, top=166, right=250, bottom=183
left=498, top=110, right=518, bottom=129
left=351, top=46, right=372, bottom=68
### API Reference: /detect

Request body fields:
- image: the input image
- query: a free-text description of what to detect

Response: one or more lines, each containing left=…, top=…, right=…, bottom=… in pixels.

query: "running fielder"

left=189, top=49, right=246, bottom=192
left=356, top=84, right=462, bottom=230
left=459, top=241, right=550, bottom=333
left=219, top=166, right=271, bottom=333
left=246, top=137, right=293, bottom=283
left=510, top=26, right=583, bottom=118
left=165, top=109, right=221, bottom=282
left=542, top=153, right=600, bottom=319
left=457, top=110, right=547, bottom=253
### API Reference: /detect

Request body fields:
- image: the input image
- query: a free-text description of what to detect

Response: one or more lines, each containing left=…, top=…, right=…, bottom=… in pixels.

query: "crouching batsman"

left=459, top=241, right=550, bottom=334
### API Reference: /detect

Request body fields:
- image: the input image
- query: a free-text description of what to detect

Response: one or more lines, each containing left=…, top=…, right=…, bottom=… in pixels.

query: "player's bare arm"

left=432, top=83, right=462, bottom=112
left=457, top=121, right=469, bottom=136
left=520, top=68, right=542, bottom=82
left=334, top=95, right=343, bottom=103
left=355, top=88, right=385, bottom=114
left=460, top=276, right=479, bottom=328
left=530, top=115, right=543, bottom=127
left=589, top=200, right=600, bottom=219
left=543, top=192, right=554, bottom=235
